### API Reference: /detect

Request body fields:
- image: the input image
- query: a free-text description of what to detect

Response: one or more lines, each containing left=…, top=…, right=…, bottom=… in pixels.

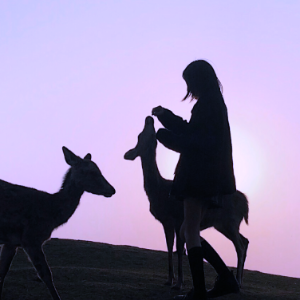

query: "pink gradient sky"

left=0, top=1, right=299, bottom=278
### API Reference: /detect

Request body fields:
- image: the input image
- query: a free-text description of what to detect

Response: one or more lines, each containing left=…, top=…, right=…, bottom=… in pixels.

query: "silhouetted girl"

left=152, top=60, right=239, bottom=300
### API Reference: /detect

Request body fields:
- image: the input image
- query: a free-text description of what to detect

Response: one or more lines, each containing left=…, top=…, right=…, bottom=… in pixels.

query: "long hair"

left=182, top=60, right=223, bottom=101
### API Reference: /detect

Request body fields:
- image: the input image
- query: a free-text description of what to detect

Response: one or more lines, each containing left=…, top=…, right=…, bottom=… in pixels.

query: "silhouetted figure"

left=0, top=147, right=115, bottom=300
left=124, top=116, right=249, bottom=291
left=124, top=116, right=185, bottom=289
left=152, top=60, right=240, bottom=299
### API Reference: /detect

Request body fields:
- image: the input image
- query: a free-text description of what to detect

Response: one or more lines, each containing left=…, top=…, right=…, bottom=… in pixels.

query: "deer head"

left=124, top=116, right=157, bottom=160
left=63, top=147, right=115, bottom=197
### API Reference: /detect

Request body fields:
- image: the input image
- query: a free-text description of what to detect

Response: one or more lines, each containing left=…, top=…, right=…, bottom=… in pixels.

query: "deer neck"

left=140, top=151, right=163, bottom=196
left=52, top=180, right=84, bottom=229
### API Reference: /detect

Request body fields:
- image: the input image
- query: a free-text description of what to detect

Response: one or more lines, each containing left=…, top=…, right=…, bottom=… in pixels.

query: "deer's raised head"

left=124, top=116, right=157, bottom=160
left=63, top=146, right=115, bottom=197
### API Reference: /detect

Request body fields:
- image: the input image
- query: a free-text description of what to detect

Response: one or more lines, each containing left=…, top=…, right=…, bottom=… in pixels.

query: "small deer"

left=0, top=147, right=115, bottom=300
left=124, top=116, right=249, bottom=288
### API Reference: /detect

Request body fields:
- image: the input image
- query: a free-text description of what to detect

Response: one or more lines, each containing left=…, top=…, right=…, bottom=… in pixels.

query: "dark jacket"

left=156, top=92, right=236, bottom=199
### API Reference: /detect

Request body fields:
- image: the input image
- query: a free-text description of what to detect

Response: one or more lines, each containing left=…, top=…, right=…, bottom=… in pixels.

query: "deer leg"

left=172, top=226, right=184, bottom=290
left=0, top=244, right=17, bottom=298
left=228, top=232, right=248, bottom=287
left=234, top=234, right=247, bottom=287
left=162, top=224, right=175, bottom=287
left=215, top=225, right=246, bottom=287
left=23, top=246, right=61, bottom=300
left=238, top=234, right=249, bottom=286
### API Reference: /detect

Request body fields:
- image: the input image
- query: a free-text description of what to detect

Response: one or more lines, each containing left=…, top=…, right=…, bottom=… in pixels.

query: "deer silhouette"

left=124, top=116, right=249, bottom=287
left=0, top=147, right=115, bottom=300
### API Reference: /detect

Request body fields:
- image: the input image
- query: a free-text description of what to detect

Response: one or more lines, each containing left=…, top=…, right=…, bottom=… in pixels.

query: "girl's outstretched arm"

left=152, top=106, right=188, bottom=135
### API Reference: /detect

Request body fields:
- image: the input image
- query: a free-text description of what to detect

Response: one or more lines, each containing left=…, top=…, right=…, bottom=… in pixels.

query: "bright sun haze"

left=0, top=1, right=299, bottom=278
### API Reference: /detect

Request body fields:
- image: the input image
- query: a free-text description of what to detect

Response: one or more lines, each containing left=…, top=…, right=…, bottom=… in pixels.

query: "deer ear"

left=62, top=146, right=81, bottom=166
left=84, top=153, right=92, bottom=160
left=124, top=148, right=138, bottom=160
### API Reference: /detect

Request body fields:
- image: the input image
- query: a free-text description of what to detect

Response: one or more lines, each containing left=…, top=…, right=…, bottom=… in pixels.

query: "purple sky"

left=0, top=1, right=299, bottom=278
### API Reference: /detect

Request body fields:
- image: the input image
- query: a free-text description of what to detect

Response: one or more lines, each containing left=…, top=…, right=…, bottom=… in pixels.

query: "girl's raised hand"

left=152, top=106, right=165, bottom=116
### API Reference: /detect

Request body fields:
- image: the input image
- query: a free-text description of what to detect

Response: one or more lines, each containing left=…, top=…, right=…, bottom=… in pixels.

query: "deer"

left=125, top=117, right=185, bottom=290
left=124, top=116, right=249, bottom=288
left=0, top=146, right=115, bottom=300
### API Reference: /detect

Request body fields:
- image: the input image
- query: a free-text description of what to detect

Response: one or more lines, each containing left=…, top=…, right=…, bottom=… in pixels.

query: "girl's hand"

left=152, top=106, right=165, bottom=116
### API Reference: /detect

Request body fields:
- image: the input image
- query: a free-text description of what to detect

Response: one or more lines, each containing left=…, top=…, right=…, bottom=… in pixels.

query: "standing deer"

left=0, top=147, right=115, bottom=300
left=124, top=116, right=249, bottom=288
left=125, top=117, right=184, bottom=290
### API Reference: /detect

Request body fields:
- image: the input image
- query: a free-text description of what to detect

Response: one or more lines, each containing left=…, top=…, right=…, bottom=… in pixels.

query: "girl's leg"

left=200, top=238, right=239, bottom=298
left=200, top=238, right=229, bottom=275
left=182, top=199, right=202, bottom=249
left=179, top=199, right=239, bottom=299
left=181, top=198, right=207, bottom=300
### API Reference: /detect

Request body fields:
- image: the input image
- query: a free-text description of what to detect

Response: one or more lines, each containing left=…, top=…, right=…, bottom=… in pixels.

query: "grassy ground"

left=1, top=238, right=299, bottom=300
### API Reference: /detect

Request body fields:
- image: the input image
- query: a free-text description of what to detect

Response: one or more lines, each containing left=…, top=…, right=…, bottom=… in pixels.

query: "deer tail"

left=237, top=190, right=249, bottom=225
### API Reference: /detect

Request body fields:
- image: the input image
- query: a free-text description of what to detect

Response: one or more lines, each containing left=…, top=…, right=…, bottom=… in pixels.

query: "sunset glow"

left=0, top=1, right=299, bottom=278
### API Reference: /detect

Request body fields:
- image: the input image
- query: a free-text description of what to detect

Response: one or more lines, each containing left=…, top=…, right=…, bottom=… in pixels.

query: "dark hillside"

left=2, top=238, right=299, bottom=300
